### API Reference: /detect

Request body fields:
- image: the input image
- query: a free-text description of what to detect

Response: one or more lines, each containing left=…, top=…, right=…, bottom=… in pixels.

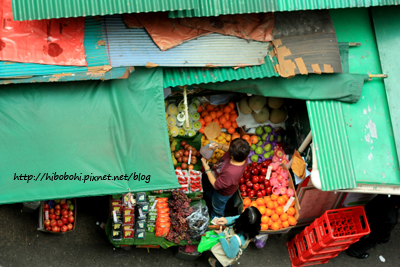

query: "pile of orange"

left=243, top=195, right=297, bottom=231
left=241, top=134, right=259, bottom=146
left=198, top=102, right=238, bottom=134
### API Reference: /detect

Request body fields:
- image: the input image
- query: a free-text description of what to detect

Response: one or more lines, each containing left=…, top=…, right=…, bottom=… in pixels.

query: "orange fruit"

left=271, top=214, right=279, bottom=222
left=201, top=111, right=209, bottom=117
left=209, top=111, right=217, bottom=119
left=197, top=105, right=203, bottom=112
left=199, top=127, right=204, bottom=134
left=290, top=200, right=295, bottom=207
left=268, top=219, right=273, bottom=226
left=229, top=114, right=238, bottom=122
left=250, top=135, right=258, bottom=144
left=274, top=201, right=279, bottom=209
left=261, top=215, right=269, bottom=224
left=232, top=122, right=238, bottom=128
left=232, top=133, right=241, bottom=140
left=216, top=111, right=223, bottom=118
left=223, top=121, right=232, bottom=129
left=271, top=222, right=280, bottom=230
left=242, top=135, right=250, bottom=142
left=287, top=207, right=296, bottom=216
left=228, top=127, right=235, bottom=134
left=256, top=198, right=265, bottom=206
left=261, top=223, right=269, bottom=231
left=275, top=206, right=284, bottom=215
left=258, top=206, right=266, bottom=215
left=277, top=196, right=286, bottom=206
left=223, top=106, right=232, bottom=113
left=227, top=102, right=235, bottom=110
left=214, top=107, right=220, bottom=112
left=199, top=118, right=205, bottom=126
left=266, top=201, right=274, bottom=209
left=243, top=197, right=251, bottom=206
left=282, top=195, right=289, bottom=201
left=277, top=219, right=282, bottom=226
left=264, top=196, right=271, bottom=203
left=280, top=213, right=288, bottom=221
left=206, top=104, right=214, bottom=111
left=271, top=194, right=278, bottom=201
left=204, top=115, right=212, bottom=123
left=205, top=121, right=211, bottom=126
left=251, top=201, right=258, bottom=208
left=224, top=113, right=230, bottom=120
left=282, top=221, right=290, bottom=228
left=230, top=110, right=237, bottom=115
left=219, top=124, right=223, bottom=128
left=218, top=116, right=227, bottom=124
left=288, top=216, right=297, bottom=226
left=213, top=118, right=219, bottom=123
left=265, top=208, right=273, bottom=217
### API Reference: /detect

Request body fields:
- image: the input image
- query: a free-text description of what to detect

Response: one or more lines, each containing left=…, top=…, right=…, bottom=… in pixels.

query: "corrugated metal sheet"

left=0, top=17, right=109, bottom=79
left=163, top=54, right=278, bottom=87
left=306, top=100, right=357, bottom=191
left=0, top=67, right=132, bottom=85
left=169, top=0, right=399, bottom=18
left=11, top=0, right=197, bottom=21
left=101, top=15, right=269, bottom=67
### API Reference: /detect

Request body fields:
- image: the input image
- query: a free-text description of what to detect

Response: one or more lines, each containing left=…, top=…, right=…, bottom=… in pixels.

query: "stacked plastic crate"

left=287, top=206, right=370, bottom=267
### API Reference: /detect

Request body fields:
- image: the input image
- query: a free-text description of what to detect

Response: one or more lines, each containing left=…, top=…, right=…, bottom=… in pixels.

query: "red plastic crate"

left=309, top=206, right=370, bottom=245
left=296, top=230, right=342, bottom=259
left=304, top=226, right=352, bottom=253
left=287, top=240, right=334, bottom=267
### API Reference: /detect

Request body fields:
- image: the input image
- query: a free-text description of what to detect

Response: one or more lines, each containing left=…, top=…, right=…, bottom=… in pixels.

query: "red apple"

left=260, top=168, right=267, bottom=176
left=240, top=177, right=245, bottom=184
left=260, top=184, right=265, bottom=190
left=256, top=190, right=263, bottom=198
left=243, top=172, right=251, bottom=180
left=251, top=168, right=259, bottom=175
left=264, top=180, right=271, bottom=187
left=261, top=161, right=269, bottom=168
left=253, top=183, right=260, bottom=191
left=251, top=176, right=259, bottom=184
left=241, top=191, right=247, bottom=197
left=261, top=189, right=266, bottom=196
left=246, top=181, right=253, bottom=189
left=240, top=184, right=247, bottom=192
left=251, top=162, right=258, bottom=168
left=266, top=186, right=272, bottom=195
left=248, top=190, right=255, bottom=198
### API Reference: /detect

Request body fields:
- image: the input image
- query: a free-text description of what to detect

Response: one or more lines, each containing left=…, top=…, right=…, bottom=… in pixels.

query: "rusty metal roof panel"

left=169, top=0, right=399, bottom=18
left=11, top=0, right=197, bottom=21
left=0, top=17, right=109, bottom=79
left=101, top=15, right=269, bottom=67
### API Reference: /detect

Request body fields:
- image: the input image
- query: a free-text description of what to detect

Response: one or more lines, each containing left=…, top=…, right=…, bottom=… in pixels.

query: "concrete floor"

left=0, top=196, right=399, bottom=267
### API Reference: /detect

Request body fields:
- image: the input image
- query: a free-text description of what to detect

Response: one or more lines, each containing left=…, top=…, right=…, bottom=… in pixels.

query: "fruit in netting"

left=280, top=187, right=287, bottom=195
left=252, top=107, right=270, bottom=123
left=255, top=147, right=263, bottom=155
left=274, top=148, right=285, bottom=159
left=270, top=178, right=279, bottom=187
left=287, top=188, right=294, bottom=198
left=250, top=155, right=259, bottom=163
left=270, top=162, right=280, bottom=171
left=250, top=144, right=256, bottom=151
left=272, top=156, right=279, bottom=163
left=280, top=179, right=289, bottom=188
left=280, top=169, right=289, bottom=179
left=272, top=186, right=281, bottom=195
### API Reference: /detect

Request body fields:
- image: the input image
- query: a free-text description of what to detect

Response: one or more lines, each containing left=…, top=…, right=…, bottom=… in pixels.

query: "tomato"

left=68, top=211, right=74, bottom=216
left=251, top=176, right=259, bottom=184
left=49, top=209, right=54, bottom=214
left=54, top=204, right=61, bottom=210
left=46, top=226, right=52, bottom=231
left=44, top=219, right=51, bottom=227
left=67, top=224, right=73, bottom=230
left=180, top=141, right=187, bottom=147
left=62, top=217, right=68, bottom=224
left=248, top=190, right=255, bottom=198
left=243, top=172, right=251, bottom=180
left=61, top=204, right=69, bottom=210
left=259, top=184, right=265, bottom=190
left=240, top=184, right=247, bottom=192
left=251, top=169, right=259, bottom=175
left=49, top=214, right=56, bottom=220
left=256, top=190, right=263, bottom=198
left=68, top=216, right=75, bottom=223
left=240, top=177, right=245, bottom=184
left=61, top=225, right=68, bottom=232
left=57, top=220, right=63, bottom=227
left=253, top=183, right=260, bottom=191
left=55, top=210, right=61, bottom=216
left=52, top=226, right=59, bottom=232
left=246, top=181, right=253, bottom=189
left=61, top=209, right=68, bottom=216
left=50, top=219, right=57, bottom=227
left=44, top=204, right=49, bottom=209
left=55, top=215, right=60, bottom=220
left=241, top=192, right=247, bottom=197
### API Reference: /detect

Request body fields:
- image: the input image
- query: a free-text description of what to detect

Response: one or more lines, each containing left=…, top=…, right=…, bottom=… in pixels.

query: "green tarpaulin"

left=201, top=73, right=367, bottom=103
left=0, top=68, right=179, bottom=204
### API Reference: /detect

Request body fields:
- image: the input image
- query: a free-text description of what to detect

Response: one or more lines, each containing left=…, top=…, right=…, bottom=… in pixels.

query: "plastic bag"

left=200, top=141, right=217, bottom=160
left=255, top=234, right=269, bottom=249
left=186, top=202, right=209, bottom=240
left=197, top=230, right=223, bottom=253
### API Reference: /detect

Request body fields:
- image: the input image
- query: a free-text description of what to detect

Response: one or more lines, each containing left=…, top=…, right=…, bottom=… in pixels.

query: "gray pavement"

left=0, top=197, right=399, bottom=267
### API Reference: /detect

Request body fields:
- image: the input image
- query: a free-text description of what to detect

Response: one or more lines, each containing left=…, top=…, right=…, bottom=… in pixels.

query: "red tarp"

left=135, top=13, right=210, bottom=51
left=0, top=0, right=86, bottom=66
left=178, top=13, right=274, bottom=42
left=123, top=14, right=144, bottom=28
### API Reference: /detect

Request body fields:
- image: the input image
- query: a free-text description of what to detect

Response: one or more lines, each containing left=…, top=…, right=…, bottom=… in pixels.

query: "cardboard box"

left=238, top=164, right=300, bottom=234
left=37, top=198, right=77, bottom=234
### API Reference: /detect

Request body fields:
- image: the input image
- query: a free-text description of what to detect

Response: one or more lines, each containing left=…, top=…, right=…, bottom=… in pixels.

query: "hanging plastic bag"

left=200, top=141, right=217, bottom=160
left=197, top=230, right=223, bottom=253
left=186, top=201, right=209, bottom=240
left=255, top=234, right=269, bottom=249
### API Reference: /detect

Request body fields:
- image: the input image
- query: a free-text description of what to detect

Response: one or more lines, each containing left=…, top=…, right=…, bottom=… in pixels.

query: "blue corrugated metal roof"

left=101, top=15, right=269, bottom=67
left=0, top=17, right=109, bottom=79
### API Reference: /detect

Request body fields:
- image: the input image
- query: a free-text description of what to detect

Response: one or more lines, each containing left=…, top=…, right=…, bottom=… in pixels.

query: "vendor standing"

left=201, top=138, right=250, bottom=219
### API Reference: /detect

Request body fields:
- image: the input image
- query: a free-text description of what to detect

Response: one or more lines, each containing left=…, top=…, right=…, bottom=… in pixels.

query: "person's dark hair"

left=233, top=207, right=261, bottom=240
left=228, top=138, right=250, bottom=162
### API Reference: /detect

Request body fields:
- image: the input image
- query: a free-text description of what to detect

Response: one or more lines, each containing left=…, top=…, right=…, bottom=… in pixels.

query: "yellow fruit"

left=204, top=140, right=210, bottom=145
left=220, top=133, right=226, bottom=138
left=211, top=158, right=218, bottom=164
left=218, top=136, right=224, bottom=141
left=226, top=135, right=231, bottom=141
